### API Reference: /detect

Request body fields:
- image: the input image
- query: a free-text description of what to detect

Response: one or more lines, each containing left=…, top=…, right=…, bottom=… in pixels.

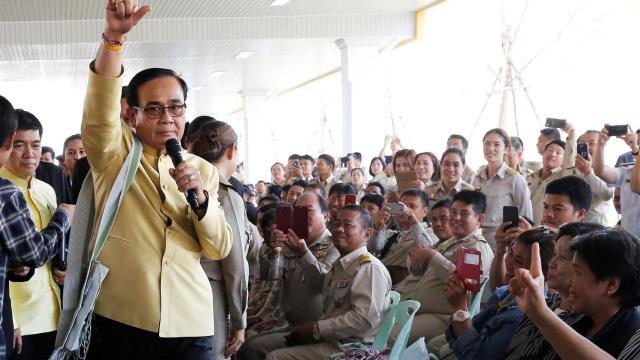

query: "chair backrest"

left=469, top=278, right=489, bottom=316
left=373, top=300, right=421, bottom=360
left=390, top=290, right=401, bottom=307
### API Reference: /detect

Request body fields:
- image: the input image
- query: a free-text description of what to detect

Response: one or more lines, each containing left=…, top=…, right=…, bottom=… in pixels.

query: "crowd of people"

left=0, top=1, right=640, bottom=360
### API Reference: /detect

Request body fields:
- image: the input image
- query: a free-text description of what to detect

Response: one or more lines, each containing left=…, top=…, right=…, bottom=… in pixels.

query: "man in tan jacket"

left=81, top=1, right=232, bottom=358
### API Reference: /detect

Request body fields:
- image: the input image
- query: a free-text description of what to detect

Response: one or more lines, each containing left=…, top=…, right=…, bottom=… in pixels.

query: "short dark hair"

left=571, top=229, right=640, bottom=307
left=125, top=68, right=188, bottom=107
left=401, top=188, right=429, bottom=208
left=544, top=139, right=566, bottom=151
left=288, top=154, right=301, bottom=161
left=260, top=209, right=278, bottom=239
left=350, top=167, right=365, bottom=177
left=448, top=134, right=469, bottom=150
left=441, top=147, right=466, bottom=165
left=360, top=193, right=384, bottom=209
left=282, top=184, right=291, bottom=193
left=305, top=183, right=327, bottom=198
left=15, top=109, right=43, bottom=138
left=369, top=157, right=387, bottom=177
left=296, top=191, right=329, bottom=213
left=545, top=176, right=592, bottom=212
left=257, top=196, right=280, bottom=209
left=352, top=152, right=362, bottom=161
left=452, top=190, right=487, bottom=215
left=267, top=185, right=283, bottom=199
left=63, top=134, right=82, bottom=153
left=318, top=154, right=335, bottom=170
left=0, top=95, right=18, bottom=146
left=432, top=198, right=452, bottom=212
left=290, top=179, right=308, bottom=189
left=301, top=154, right=315, bottom=164
left=510, top=137, right=524, bottom=151
left=341, top=205, right=372, bottom=229
left=540, top=128, right=561, bottom=141
left=516, top=228, right=557, bottom=278
left=329, top=183, right=357, bottom=197
left=366, top=181, right=386, bottom=196
left=42, top=146, right=55, bottom=158
left=121, top=86, right=128, bottom=100
left=557, top=222, right=606, bottom=240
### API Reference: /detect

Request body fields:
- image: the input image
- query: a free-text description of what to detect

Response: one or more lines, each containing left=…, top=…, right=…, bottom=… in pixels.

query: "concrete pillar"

left=335, top=38, right=385, bottom=159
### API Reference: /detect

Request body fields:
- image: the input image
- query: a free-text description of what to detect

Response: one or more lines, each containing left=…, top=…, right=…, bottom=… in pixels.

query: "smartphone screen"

left=503, top=205, right=519, bottom=229
left=276, top=205, right=293, bottom=233
left=577, top=142, right=589, bottom=159
left=388, top=202, right=404, bottom=215
left=545, top=118, right=567, bottom=129
left=292, top=206, right=309, bottom=239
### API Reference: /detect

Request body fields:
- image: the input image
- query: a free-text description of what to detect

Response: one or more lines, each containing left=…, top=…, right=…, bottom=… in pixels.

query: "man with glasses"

left=79, top=1, right=232, bottom=358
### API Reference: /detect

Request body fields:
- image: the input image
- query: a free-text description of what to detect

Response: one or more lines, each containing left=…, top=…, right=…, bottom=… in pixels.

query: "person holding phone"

left=394, top=191, right=494, bottom=345
left=472, top=128, right=532, bottom=250
left=184, top=117, right=253, bottom=359
left=527, top=122, right=576, bottom=225
left=368, top=189, right=439, bottom=284
left=426, top=148, right=475, bottom=203
left=443, top=227, right=555, bottom=360
left=593, top=125, right=640, bottom=238
left=241, top=192, right=339, bottom=360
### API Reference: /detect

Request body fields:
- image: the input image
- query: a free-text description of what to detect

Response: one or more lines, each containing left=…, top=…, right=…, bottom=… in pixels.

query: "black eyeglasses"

left=133, top=104, right=187, bottom=119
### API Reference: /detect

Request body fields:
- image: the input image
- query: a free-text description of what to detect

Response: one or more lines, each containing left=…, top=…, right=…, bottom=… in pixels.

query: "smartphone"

left=395, top=171, right=419, bottom=193
left=345, top=194, right=357, bottom=205
left=606, top=124, right=630, bottom=137
left=52, top=236, right=67, bottom=271
left=457, top=247, right=482, bottom=292
left=577, top=142, right=589, bottom=160
left=292, top=206, right=309, bottom=239
left=503, top=205, right=519, bottom=230
left=292, top=160, right=300, bottom=168
left=388, top=202, right=405, bottom=215
left=276, top=205, right=293, bottom=233
left=545, top=118, right=567, bottom=129
left=340, top=157, right=348, bottom=168
left=384, top=155, right=393, bottom=165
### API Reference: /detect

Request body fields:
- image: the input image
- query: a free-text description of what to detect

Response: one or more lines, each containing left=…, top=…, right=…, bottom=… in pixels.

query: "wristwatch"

left=312, top=322, right=322, bottom=341
left=452, top=310, right=472, bottom=322
left=632, top=148, right=639, bottom=156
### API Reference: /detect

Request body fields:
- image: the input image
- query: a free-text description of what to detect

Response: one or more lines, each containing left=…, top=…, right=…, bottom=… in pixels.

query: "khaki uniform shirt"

left=318, top=246, right=391, bottom=344
left=472, top=163, right=533, bottom=249
left=369, top=223, right=439, bottom=267
left=426, top=179, right=475, bottom=203
left=262, top=229, right=339, bottom=324
left=310, top=175, right=339, bottom=196
left=462, top=164, right=476, bottom=184
left=412, top=229, right=493, bottom=315
left=83, top=69, right=232, bottom=337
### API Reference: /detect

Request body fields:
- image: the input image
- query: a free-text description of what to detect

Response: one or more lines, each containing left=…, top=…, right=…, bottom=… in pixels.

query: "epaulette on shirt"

left=358, top=254, right=372, bottom=265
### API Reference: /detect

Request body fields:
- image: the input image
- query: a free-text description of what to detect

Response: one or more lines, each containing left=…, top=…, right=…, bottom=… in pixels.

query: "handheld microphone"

left=165, top=138, right=200, bottom=210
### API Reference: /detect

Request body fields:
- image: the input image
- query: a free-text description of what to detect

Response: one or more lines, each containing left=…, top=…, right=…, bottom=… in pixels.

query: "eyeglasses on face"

left=133, top=104, right=187, bottom=119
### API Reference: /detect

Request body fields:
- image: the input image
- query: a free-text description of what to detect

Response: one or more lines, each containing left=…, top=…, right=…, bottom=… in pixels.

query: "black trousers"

left=10, top=331, right=56, bottom=360
left=87, top=315, right=213, bottom=360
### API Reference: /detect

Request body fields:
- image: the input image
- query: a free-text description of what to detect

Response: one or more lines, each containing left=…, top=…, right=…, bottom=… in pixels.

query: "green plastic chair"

left=469, top=278, right=489, bottom=316
left=390, top=290, right=401, bottom=307
left=373, top=300, right=421, bottom=360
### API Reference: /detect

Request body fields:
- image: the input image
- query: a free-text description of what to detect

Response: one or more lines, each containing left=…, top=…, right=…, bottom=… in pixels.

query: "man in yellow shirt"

left=0, top=109, right=66, bottom=360
left=81, top=1, right=232, bottom=359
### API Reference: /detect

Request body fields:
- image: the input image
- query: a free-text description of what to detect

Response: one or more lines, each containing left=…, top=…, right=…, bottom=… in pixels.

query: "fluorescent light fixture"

left=193, top=86, right=204, bottom=91
left=210, top=71, right=226, bottom=77
left=270, top=0, right=290, bottom=6
left=235, top=51, right=254, bottom=60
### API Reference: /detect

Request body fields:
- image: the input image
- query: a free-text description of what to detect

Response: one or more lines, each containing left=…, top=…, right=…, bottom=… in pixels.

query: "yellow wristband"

left=102, top=43, right=123, bottom=52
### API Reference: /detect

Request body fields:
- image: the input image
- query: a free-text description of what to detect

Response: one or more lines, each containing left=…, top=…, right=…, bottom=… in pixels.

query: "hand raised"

left=105, top=0, right=151, bottom=38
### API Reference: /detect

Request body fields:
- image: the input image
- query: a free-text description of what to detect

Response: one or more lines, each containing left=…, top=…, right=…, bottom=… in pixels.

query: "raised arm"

left=561, top=122, right=577, bottom=169
left=593, top=127, right=619, bottom=184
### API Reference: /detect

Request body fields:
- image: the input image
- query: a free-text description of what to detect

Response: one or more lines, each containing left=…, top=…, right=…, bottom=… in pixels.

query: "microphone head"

left=165, top=138, right=183, bottom=165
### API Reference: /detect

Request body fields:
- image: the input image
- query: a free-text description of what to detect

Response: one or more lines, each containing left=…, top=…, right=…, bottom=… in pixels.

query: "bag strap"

left=89, top=135, right=143, bottom=263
